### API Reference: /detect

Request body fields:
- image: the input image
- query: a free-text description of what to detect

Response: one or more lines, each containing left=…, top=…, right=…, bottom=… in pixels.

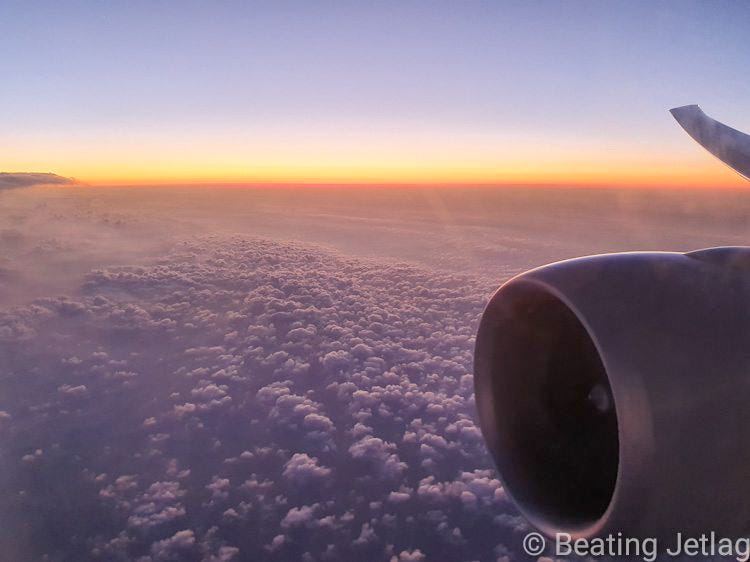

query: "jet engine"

left=474, top=247, right=750, bottom=539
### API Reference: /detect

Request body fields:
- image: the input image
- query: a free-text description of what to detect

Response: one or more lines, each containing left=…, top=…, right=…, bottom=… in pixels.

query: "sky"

left=2, top=0, right=750, bottom=187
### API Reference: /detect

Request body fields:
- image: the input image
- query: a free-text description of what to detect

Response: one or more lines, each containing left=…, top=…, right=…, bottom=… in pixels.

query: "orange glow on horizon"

left=7, top=126, right=748, bottom=189
left=75, top=162, right=746, bottom=190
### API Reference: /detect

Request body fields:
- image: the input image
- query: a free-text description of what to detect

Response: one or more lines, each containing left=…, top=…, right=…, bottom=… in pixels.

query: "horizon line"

left=71, top=179, right=749, bottom=191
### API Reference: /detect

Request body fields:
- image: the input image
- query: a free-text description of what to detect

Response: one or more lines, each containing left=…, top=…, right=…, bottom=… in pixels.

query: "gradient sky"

left=2, top=0, right=750, bottom=187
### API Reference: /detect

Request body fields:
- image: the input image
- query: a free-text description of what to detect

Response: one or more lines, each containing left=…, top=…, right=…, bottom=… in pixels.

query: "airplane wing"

left=670, top=105, right=750, bottom=181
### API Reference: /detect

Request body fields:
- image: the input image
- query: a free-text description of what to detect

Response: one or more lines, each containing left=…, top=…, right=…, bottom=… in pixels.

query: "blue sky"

left=2, top=1, right=749, bottom=185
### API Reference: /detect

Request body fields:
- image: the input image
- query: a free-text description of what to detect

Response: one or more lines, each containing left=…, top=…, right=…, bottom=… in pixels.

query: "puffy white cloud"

left=303, top=412, right=334, bottom=433
left=128, top=504, right=186, bottom=529
left=282, top=453, right=332, bottom=485
left=190, top=383, right=228, bottom=400
left=391, top=550, right=426, bottom=562
left=321, top=350, right=353, bottom=372
left=281, top=504, right=318, bottom=528
left=348, top=437, right=406, bottom=479
left=206, top=476, right=231, bottom=501
left=58, top=384, right=88, bottom=397
left=353, top=522, right=378, bottom=546
left=120, top=481, right=188, bottom=529
left=173, top=403, right=197, bottom=417
left=149, top=529, right=195, bottom=560
left=205, top=545, right=240, bottom=561
left=387, top=491, right=411, bottom=504
left=265, top=534, right=286, bottom=552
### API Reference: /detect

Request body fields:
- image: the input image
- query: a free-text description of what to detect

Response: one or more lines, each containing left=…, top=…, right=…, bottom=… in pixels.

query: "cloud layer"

left=0, top=235, right=540, bottom=561
left=0, top=182, right=706, bottom=561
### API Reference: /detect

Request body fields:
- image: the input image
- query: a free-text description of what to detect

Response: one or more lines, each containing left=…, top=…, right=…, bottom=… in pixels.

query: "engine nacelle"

left=474, top=247, right=750, bottom=539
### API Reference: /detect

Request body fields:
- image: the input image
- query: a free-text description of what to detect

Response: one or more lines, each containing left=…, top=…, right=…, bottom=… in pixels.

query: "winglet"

left=670, top=105, right=750, bottom=181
